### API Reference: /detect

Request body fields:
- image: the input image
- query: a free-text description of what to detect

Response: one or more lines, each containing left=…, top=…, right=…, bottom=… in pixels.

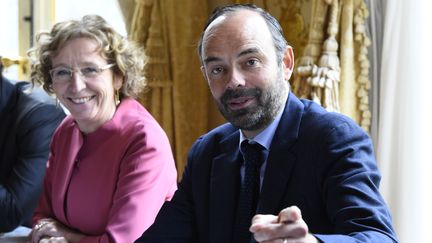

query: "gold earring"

left=115, top=89, right=120, bottom=106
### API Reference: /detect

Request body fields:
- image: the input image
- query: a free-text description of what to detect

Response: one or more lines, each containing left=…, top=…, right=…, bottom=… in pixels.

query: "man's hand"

left=250, top=206, right=319, bottom=243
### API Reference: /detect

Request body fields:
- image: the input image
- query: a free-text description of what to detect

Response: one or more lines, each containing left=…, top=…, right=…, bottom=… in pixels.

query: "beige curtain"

left=118, top=0, right=372, bottom=177
left=377, top=0, right=432, bottom=241
left=291, top=0, right=372, bottom=132
left=119, top=0, right=215, bottom=178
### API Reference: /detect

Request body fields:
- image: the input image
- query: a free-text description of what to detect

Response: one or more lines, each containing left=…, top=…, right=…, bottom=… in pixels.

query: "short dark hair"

left=197, top=4, right=288, bottom=64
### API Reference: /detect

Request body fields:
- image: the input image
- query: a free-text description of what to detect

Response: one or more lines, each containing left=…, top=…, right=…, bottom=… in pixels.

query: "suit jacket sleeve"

left=0, top=104, right=64, bottom=232
left=311, top=118, right=397, bottom=243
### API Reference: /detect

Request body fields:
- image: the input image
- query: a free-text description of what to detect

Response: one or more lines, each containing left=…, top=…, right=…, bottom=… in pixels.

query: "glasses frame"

left=49, top=63, right=116, bottom=83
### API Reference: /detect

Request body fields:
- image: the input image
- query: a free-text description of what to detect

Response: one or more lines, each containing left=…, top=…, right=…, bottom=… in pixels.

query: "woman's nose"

left=69, top=72, right=86, bottom=92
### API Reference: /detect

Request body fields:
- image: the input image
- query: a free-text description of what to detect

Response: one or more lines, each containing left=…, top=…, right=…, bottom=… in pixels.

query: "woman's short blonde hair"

left=28, top=15, right=146, bottom=99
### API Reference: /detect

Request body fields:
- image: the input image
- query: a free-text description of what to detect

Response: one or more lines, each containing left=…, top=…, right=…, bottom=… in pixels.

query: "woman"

left=27, top=15, right=177, bottom=242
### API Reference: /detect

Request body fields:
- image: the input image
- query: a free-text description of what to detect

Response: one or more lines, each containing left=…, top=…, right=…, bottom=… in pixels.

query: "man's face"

left=200, top=10, right=293, bottom=136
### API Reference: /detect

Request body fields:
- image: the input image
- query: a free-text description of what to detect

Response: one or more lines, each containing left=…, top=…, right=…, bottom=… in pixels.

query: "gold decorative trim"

left=292, top=0, right=340, bottom=112
left=0, top=56, right=29, bottom=76
left=354, top=0, right=371, bottom=132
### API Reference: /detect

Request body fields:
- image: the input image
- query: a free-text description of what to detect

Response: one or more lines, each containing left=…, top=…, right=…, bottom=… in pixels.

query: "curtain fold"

left=123, top=0, right=210, bottom=178
left=377, top=0, right=432, bottom=241
left=117, top=0, right=135, bottom=33
left=292, top=0, right=372, bottom=132
left=364, top=0, right=384, bottom=145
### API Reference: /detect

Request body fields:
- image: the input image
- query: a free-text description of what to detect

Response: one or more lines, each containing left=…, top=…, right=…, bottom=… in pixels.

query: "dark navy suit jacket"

left=0, top=77, right=65, bottom=232
left=137, top=92, right=398, bottom=243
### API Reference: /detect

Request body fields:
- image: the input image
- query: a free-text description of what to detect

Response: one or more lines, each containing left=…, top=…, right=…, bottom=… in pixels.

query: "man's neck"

left=242, top=128, right=265, bottom=139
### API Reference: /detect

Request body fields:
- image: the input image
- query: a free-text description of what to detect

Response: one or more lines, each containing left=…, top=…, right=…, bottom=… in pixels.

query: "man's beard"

left=215, top=73, right=288, bottom=132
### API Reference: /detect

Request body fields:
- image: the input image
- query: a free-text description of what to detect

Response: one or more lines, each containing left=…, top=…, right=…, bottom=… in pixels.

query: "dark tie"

left=232, top=141, right=265, bottom=243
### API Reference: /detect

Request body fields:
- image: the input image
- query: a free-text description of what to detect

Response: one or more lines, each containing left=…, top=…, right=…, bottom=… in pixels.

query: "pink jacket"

left=33, top=98, right=177, bottom=242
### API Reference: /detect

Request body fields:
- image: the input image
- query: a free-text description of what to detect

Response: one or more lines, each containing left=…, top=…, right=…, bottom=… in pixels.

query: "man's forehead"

left=200, top=9, right=272, bottom=61
left=203, top=10, right=267, bottom=42
left=206, top=15, right=227, bottom=32
left=205, top=9, right=262, bottom=31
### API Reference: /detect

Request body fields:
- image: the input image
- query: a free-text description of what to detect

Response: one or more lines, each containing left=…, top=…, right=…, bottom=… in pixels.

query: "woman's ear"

left=113, top=74, right=123, bottom=90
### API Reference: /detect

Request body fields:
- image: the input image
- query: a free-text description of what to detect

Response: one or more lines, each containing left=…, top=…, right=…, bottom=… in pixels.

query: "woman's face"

left=51, top=37, right=122, bottom=133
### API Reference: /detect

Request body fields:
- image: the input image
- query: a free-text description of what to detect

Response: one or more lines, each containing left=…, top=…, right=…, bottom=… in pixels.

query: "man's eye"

left=81, top=67, right=98, bottom=75
left=211, top=67, right=223, bottom=75
left=246, top=59, right=258, bottom=66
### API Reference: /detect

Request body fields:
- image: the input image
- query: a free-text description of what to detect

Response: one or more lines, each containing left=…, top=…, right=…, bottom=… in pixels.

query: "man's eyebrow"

left=237, top=47, right=260, bottom=58
left=203, top=47, right=261, bottom=65
left=203, top=56, right=222, bottom=65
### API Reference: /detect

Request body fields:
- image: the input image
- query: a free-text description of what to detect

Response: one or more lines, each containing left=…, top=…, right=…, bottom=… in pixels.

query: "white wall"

left=0, top=0, right=19, bottom=79
left=55, top=0, right=126, bottom=36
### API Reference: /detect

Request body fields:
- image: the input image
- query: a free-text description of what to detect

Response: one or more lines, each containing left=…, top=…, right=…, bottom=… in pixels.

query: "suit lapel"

left=258, top=93, right=304, bottom=214
left=209, top=131, right=241, bottom=243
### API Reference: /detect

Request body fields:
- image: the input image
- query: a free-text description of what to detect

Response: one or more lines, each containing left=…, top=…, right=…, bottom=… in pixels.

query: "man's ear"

left=200, top=66, right=208, bottom=82
left=282, top=46, right=295, bottom=80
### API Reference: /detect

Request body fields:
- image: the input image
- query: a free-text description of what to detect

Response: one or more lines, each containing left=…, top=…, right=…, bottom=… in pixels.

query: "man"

left=136, top=4, right=398, bottom=243
left=0, top=60, right=65, bottom=232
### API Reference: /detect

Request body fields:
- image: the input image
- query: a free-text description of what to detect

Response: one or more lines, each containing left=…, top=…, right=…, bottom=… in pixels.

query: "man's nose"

left=226, top=68, right=246, bottom=89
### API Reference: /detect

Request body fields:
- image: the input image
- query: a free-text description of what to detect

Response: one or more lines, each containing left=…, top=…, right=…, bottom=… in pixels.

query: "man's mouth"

left=227, top=96, right=255, bottom=110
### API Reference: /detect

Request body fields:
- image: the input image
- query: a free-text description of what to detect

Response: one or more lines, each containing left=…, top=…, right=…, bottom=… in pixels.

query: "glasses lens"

left=51, top=68, right=71, bottom=82
left=80, top=66, right=99, bottom=79
left=50, top=64, right=113, bottom=83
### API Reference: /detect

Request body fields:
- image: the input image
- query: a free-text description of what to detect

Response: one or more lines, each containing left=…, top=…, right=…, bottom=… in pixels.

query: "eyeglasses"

left=49, top=63, right=115, bottom=83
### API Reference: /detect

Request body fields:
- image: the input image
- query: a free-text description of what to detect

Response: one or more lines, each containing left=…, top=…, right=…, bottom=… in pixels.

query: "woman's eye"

left=55, top=69, right=71, bottom=77
left=81, top=67, right=98, bottom=75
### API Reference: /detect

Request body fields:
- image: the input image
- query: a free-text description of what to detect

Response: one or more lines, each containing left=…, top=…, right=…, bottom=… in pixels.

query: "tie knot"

left=241, top=141, right=265, bottom=168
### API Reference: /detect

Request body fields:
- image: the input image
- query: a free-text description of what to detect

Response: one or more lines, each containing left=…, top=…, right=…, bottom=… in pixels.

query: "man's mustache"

left=220, top=88, right=261, bottom=104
